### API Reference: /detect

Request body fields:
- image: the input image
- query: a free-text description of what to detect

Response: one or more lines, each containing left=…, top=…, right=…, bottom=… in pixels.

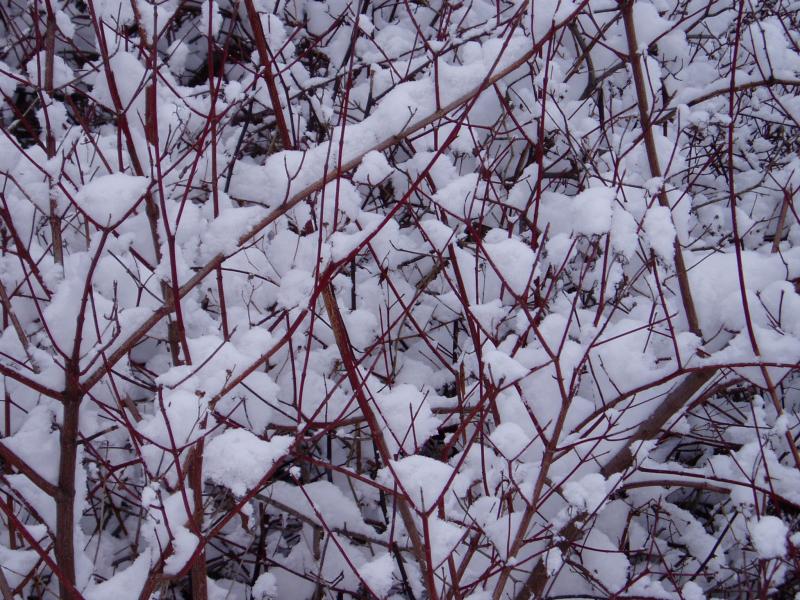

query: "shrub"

left=0, top=0, right=799, bottom=598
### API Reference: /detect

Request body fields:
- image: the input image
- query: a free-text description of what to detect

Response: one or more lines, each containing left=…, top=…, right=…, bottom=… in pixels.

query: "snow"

left=380, top=455, right=457, bottom=512
left=91, top=51, right=146, bottom=113
left=168, top=40, right=189, bottom=74
left=276, top=269, right=315, bottom=308
left=562, top=473, right=609, bottom=514
left=252, top=572, right=278, bottom=599
left=483, top=231, right=538, bottom=296
left=580, top=528, right=629, bottom=591
left=659, top=502, right=726, bottom=573
left=611, top=204, right=639, bottom=257
left=544, top=547, right=563, bottom=576
left=204, top=431, right=293, bottom=496
left=427, top=516, right=465, bottom=567
left=791, top=531, right=800, bottom=550
left=0, top=61, right=19, bottom=98
left=0, top=405, right=60, bottom=485
left=644, top=205, right=676, bottom=260
left=264, top=480, right=374, bottom=536
left=419, top=219, right=456, bottom=251
left=342, top=308, right=378, bottom=349
left=85, top=551, right=151, bottom=600
left=359, top=552, right=394, bottom=597
left=139, top=486, right=199, bottom=577
left=469, top=300, right=508, bottom=334
left=433, top=173, right=480, bottom=220
left=706, top=325, right=800, bottom=387
left=26, top=52, right=73, bottom=88
left=490, top=422, right=531, bottom=459
left=749, top=516, right=789, bottom=559
left=137, top=388, right=207, bottom=450
left=687, top=249, right=800, bottom=339
left=357, top=14, right=375, bottom=36
left=201, top=206, right=269, bottom=258
left=632, top=2, right=673, bottom=49
left=3, top=1, right=800, bottom=598
left=536, top=186, right=615, bottom=239
left=572, top=186, right=614, bottom=235
left=0, top=545, right=39, bottom=589
left=164, top=527, right=200, bottom=575
left=74, top=174, right=149, bottom=226
left=354, top=150, right=392, bottom=184
left=682, top=581, right=706, bottom=600
left=374, top=384, right=441, bottom=455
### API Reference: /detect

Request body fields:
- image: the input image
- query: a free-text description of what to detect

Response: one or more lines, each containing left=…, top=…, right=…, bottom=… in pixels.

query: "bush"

left=0, top=0, right=799, bottom=598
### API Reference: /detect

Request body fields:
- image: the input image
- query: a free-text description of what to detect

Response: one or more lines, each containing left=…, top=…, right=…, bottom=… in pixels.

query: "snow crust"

left=205, top=431, right=293, bottom=496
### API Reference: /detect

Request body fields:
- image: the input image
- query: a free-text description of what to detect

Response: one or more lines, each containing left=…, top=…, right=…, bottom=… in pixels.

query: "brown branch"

left=621, top=0, right=701, bottom=338
left=0, top=364, right=61, bottom=401
left=54, top=364, right=80, bottom=600
left=243, top=0, right=293, bottom=150
left=321, top=282, right=435, bottom=597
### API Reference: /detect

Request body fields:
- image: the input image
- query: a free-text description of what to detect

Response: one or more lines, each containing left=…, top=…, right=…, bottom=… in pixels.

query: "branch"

left=512, top=368, right=714, bottom=600
left=79, top=0, right=593, bottom=395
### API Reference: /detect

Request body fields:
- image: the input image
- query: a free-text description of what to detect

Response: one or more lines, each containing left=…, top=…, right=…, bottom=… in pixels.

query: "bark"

left=55, top=364, right=81, bottom=600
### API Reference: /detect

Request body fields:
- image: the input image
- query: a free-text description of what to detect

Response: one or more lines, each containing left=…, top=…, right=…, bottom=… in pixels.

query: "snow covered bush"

left=0, top=0, right=799, bottom=598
